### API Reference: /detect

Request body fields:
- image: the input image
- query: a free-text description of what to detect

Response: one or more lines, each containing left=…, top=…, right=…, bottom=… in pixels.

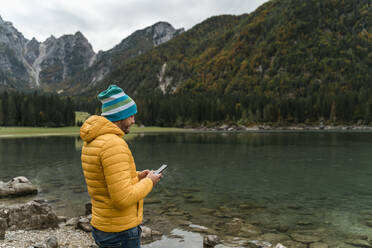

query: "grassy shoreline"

left=0, top=126, right=185, bottom=138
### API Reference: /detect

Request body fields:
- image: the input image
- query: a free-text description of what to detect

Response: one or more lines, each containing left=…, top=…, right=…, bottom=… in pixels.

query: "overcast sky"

left=1, top=0, right=269, bottom=52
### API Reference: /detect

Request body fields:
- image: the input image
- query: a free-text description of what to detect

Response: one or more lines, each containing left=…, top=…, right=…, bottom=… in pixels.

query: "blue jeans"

left=92, top=226, right=142, bottom=248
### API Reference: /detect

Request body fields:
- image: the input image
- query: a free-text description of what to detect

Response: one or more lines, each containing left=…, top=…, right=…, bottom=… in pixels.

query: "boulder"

left=33, top=236, right=59, bottom=248
left=141, top=226, right=152, bottom=240
left=204, top=235, right=220, bottom=247
left=77, top=217, right=92, bottom=232
left=44, top=236, right=59, bottom=248
left=0, top=176, right=38, bottom=198
left=0, top=200, right=59, bottom=230
left=65, top=217, right=79, bottom=227
left=141, top=226, right=163, bottom=243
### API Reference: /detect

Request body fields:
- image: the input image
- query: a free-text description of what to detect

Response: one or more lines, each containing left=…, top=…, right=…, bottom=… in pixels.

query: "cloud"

left=1, top=0, right=268, bottom=52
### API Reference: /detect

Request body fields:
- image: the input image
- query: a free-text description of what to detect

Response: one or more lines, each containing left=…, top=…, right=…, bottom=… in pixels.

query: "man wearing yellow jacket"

left=80, top=85, right=162, bottom=248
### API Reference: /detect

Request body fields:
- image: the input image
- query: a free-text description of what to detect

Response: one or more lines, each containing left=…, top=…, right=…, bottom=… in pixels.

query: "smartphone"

left=155, top=164, right=168, bottom=174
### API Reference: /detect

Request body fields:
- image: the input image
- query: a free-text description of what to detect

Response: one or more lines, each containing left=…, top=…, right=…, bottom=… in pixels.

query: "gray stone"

left=290, top=233, right=321, bottom=244
left=57, top=216, right=67, bottom=223
left=141, top=226, right=162, bottom=243
left=0, top=176, right=38, bottom=198
left=247, top=240, right=272, bottom=248
left=203, top=235, right=220, bottom=247
left=44, top=236, right=58, bottom=248
left=2, top=200, right=58, bottom=230
left=65, top=217, right=79, bottom=226
left=151, top=230, right=162, bottom=237
left=77, top=217, right=92, bottom=232
left=189, top=224, right=209, bottom=233
left=141, top=226, right=152, bottom=240
left=274, top=244, right=287, bottom=248
left=33, top=242, right=45, bottom=248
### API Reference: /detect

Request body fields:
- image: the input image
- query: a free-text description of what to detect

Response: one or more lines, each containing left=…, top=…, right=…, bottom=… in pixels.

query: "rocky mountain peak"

left=0, top=15, right=182, bottom=92
left=147, top=21, right=185, bottom=46
left=0, top=15, right=27, bottom=48
left=74, top=31, right=84, bottom=37
left=24, top=37, right=41, bottom=66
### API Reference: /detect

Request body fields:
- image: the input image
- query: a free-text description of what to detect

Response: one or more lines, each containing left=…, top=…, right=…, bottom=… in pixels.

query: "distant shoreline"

left=194, top=124, right=372, bottom=132
left=0, top=125, right=184, bottom=138
left=1, top=124, right=372, bottom=138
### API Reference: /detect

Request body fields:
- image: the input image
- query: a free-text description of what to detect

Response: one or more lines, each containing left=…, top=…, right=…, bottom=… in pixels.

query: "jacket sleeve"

left=100, top=136, right=153, bottom=209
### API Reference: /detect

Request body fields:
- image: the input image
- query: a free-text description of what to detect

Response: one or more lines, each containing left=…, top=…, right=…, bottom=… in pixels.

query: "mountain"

left=0, top=16, right=183, bottom=92
left=0, top=16, right=30, bottom=88
left=63, top=22, right=184, bottom=93
left=0, top=15, right=96, bottom=91
left=99, top=0, right=371, bottom=96
left=93, top=0, right=371, bottom=126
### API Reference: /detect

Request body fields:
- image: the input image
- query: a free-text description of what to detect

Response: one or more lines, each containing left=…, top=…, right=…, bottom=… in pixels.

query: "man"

left=80, top=85, right=162, bottom=248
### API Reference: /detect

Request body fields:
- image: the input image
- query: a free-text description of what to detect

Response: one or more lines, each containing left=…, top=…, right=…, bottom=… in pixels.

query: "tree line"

left=0, top=91, right=75, bottom=127
left=134, top=89, right=372, bottom=127
left=2, top=88, right=372, bottom=127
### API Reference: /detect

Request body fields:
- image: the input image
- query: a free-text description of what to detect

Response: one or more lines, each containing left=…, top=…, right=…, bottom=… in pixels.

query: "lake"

left=1, top=131, right=372, bottom=247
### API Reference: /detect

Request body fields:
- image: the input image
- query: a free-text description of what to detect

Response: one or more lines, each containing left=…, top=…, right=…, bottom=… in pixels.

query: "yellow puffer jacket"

left=80, top=115, right=153, bottom=232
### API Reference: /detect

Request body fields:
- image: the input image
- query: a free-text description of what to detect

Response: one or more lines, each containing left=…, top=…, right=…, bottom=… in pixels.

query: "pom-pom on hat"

left=97, top=85, right=137, bottom=122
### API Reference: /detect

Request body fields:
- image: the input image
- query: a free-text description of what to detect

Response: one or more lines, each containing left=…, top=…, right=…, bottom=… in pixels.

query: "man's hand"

left=146, top=170, right=162, bottom=186
left=138, top=170, right=150, bottom=180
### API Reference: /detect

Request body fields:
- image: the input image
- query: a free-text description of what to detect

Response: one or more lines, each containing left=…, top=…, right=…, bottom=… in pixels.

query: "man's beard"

left=122, top=123, right=131, bottom=134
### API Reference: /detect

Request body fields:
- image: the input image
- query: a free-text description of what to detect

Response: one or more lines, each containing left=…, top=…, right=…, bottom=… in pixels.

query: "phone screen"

left=155, top=164, right=168, bottom=174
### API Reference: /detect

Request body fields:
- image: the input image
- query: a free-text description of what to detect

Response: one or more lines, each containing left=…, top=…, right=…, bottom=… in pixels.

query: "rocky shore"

left=0, top=199, right=337, bottom=248
left=195, top=124, right=372, bottom=132
left=0, top=199, right=166, bottom=248
left=1, top=178, right=372, bottom=248
left=1, top=201, right=372, bottom=248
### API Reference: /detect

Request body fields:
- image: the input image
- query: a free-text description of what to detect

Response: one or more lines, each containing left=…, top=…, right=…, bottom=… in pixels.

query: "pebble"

left=0, top=226, right=94, bottom=247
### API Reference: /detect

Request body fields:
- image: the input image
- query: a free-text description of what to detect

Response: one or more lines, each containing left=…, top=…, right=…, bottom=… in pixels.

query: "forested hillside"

left=0, top=91, right=75, bottom=127
left=94, top=0, right=372, bottom=127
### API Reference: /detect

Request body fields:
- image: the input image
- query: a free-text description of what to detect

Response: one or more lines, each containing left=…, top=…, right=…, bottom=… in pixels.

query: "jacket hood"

left=80, top=115, right=124, bottom=142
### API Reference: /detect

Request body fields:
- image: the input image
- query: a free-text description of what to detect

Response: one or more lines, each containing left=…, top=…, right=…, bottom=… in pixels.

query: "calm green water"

left=1, top=132, right=372, bottom=245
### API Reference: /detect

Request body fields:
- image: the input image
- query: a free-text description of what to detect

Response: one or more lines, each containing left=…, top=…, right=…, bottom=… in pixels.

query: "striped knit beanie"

left=97, top=85, right=137, bottom=122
